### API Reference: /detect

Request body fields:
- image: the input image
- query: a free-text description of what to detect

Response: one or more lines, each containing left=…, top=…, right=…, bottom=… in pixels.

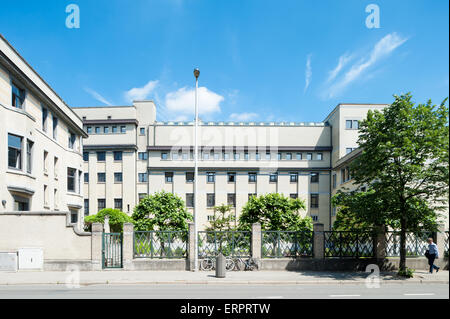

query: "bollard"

left=216, top=253, right=226, bottom=278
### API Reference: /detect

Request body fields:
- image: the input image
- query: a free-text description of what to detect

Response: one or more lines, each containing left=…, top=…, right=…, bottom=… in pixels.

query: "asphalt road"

left=0, top=283, right=448, bottom=299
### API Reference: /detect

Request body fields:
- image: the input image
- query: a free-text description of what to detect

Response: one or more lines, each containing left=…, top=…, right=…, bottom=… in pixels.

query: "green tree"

left=132, top=191, right=193, bottom=231
left=205, top=204, right=236, bottom=232
left=238, top=193, right=312, bottom=231
left=84, top=208, right=133, bottom=232
left=333, top=93, right=449, bottom=273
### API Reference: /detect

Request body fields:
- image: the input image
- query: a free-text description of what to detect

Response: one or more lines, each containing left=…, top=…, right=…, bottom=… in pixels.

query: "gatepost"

left=91, top=222, right=103, bottom=270
left=188, top=223, right=196, bottom=271
left=251, top=223, right=262, bottom=269
left=436, top=224, right=447, bottom=258
left=123, top=223, right=134, bottom=270
left=375, top=225, right=386, bottom=260
left=313, top=223, right=325, bottom=259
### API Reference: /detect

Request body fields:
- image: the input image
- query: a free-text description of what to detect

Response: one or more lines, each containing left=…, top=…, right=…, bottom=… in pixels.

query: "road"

left=0, top=283, right=448, bottom=299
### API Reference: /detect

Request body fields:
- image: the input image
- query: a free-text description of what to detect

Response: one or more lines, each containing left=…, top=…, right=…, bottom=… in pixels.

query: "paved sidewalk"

left=0, top=270, right=448, bottom=286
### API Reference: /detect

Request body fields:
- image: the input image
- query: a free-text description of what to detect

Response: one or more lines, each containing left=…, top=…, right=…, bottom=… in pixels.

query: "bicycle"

left=199, top=254, right=235, bottom=271
left=232, top=257, right=258, bottom=271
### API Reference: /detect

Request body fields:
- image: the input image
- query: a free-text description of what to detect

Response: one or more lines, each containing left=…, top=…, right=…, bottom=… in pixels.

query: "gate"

left=102, top=233, right=123, bottom=269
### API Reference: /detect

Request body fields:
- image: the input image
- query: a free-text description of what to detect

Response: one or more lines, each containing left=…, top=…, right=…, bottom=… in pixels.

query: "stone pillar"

left=122, top=223, right=134, bottom=270
left=251, top=223, right=262, bottom=267
left=436, top=224, right=447, bottom=258
left=313, top=223, right=324, bottom=259
left=91, top=223, right=103, bottom=270
left=188, top=223, right=196, bottom=271
left=375, top=225, right=386, bottom=260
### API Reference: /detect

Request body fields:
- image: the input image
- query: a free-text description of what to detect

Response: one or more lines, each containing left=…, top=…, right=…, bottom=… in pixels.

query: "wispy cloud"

left=327, top=53, right=353, bottom=83
left=325, top=32, right=408, bottom=99
left=124, top=80, right=159, bottom=102
left=229, top=112, right=259, bottom=121
left=304, top=54, right=312, bottom=93
left=165, top=86, right=224, bottom=117
left=84, top=88, right=113, bottom=106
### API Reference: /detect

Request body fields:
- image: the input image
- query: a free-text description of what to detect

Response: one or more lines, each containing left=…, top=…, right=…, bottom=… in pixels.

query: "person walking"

left=426, top=238, right=440, bottom=274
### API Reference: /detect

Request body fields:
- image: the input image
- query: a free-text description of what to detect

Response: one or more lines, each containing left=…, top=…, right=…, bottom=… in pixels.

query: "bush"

left=397, top=267, right=415, bottom=278
left=84, top=208, right=133, bottom=233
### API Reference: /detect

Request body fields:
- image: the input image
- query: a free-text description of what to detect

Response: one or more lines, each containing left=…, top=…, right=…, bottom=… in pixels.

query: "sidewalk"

left=0, top=270, right=448, bottom=286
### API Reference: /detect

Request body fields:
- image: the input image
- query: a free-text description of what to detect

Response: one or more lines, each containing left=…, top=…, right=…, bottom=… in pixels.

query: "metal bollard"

left=216, top=253, right=226, bottom=278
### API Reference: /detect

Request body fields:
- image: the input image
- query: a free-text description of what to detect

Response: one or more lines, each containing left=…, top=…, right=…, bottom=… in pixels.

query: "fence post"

left=122, top=223, right=134, bottom=270
left=436, top=224, right=446, bottom=258
left=251, top=223, right=262, bottom=264
left=313, top=223, right=324, bottom=259
left=375, top=225, right=386, bottom=260
left=91, top=222, right=103, bottom=270
left=188, top=223, right=196, bottom=271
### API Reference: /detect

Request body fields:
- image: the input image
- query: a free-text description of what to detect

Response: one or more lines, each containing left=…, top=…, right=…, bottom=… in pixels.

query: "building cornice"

left=83, top=144, right=138, bottom=151
left=147, top=146, right=332, bottom=152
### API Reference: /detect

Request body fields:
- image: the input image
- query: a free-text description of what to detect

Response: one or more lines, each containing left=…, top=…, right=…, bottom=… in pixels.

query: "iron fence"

left=198, top=231, right=251, bottom=258
left=324, top=231, right=375, bottom=258
left=261, top=231, right=313, bottom=258
left=102, top=232, right=123, bottom=268
left=445, top=231, right=449, bottom=257
left=385, top=231, right=432, bottom=257
left=134, top=231, right=188, bottom=258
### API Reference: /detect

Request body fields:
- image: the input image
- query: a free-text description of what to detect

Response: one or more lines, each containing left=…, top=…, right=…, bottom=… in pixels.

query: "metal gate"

left=102, top=233, right=123, bottom=269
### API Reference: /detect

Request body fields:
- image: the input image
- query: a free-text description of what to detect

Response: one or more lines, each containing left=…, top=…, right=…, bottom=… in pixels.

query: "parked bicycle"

left=232, top=257, right=258, bottom=271
left=199, top=254, right=235, bottom=271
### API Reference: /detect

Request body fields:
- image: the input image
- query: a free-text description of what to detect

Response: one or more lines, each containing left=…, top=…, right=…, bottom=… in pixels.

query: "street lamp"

left=193, top=68, right=200, bottom=271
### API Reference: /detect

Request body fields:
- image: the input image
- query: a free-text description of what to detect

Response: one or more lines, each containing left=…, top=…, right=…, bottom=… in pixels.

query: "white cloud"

left=84, top=88, right=113, bottom=106
left=229, top=112, right=259, bottom=121
left=165, top=86, right=224, bottom=116
left=327, top=53, right=353, bottom=83
left=304, top=54, right=312, bottom=93
left=325, top=32, right=408, bottom=99
left=124, top=80, right=159, bottom=102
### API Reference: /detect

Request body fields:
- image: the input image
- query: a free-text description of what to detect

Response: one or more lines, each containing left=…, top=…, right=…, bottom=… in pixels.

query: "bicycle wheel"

left=235, top=258, right=245, bottom=271
left=226, top=258, right=235, bottom=271
left=200, top=258, right=213, bottom=271
left=248, top=258, right=258, bottom=271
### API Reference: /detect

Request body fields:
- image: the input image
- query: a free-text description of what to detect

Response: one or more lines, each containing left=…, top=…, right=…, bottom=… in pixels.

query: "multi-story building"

left=73, top=101, right=400, bottom=230
left=0, top=35, right=87, bottom=223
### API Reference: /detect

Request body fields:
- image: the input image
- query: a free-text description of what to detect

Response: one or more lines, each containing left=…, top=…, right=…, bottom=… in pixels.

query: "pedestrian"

left=425, top=238, right=440, bottom=274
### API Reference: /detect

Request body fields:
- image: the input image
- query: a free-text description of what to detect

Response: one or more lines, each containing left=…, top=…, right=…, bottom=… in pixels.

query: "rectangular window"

left=26, top=140, right=33, bottom=174
left=317, top=153, right=323, bottom=161
left=83, top=152, right=89, bottom=162
left=104, top=126, right=109, bottom=134
left=290, top=194, right=298, bottom=199
left=67, top=168, right=76, bottom=192
left=266, top=153, right=271, bottom=160
left=310, top=194, right=319, bottom=208
left=70, top=210, right=78, bottom=224
left=207, top=193, right=215, bottom=207
left=97, top=151, right=106, bottom=161
left=161, top=152, right=168, bottom=160
left=227, top=193, right=236, bottom=207
left=84, top=173, right=89, bottom=183
left=54, top=189, right=58, bottom=209
left=114, top=199, right=123, bottom=210
left=341, top=168, right=346, bottom=183
left=138, top=152, right=148, bottom=160
left=332, top=174, right=337, bottom=189
left=296, top=153, right=302, bottom=160
left=165, top=172, right=174, bottom=183
left=114, top=172, right=123, bottom=183
left=54, top=157, right=58, bottom=179
left=346, top=148, right=353, bottom=154
left=306, top=153, right=313, bottom=160
left=43, top=185, right=48, bottom=207
left=255, top=153, right=261, bottom=161
left=186, top=193, right=194, bottom=208
left=183, top=153, right=189, bottom=160
left=290, top=172, right=298, bottom=183
left=233, top=152, right=240, bottom=160
left=138, top=193, right=147, bottom=202
left=78, top=171, right=82, bottom=193
left=248, top=193, right=257, bottom=200
left=248, top=172, right=257, bottom=183
left=310, top=172, right=319, bottom=183
left=227, top=172, right=236, bottom=183
left=97, top=172, right=106, bottom=183
left=186, top=172, right=194, bottom=183
left=86, top=126, right=92, bottom=134
left=353, top=120, right=359, bottom=129
left=42, top=107, right=48, bottom=132
left=346, top=120, right=353, bottom=129
left=113, top=151, right=123, bottom=161
left=112, top=126, right=118, bottom=133
left=120, top=126, right=126, bottom=133
left=138, top=173, right=148, bottom=183
left=43, top=150, right=48, bottom=174
left=68, top=131, right=76, bottom=149
left=207, top=172, right=215, bottom=183
left=8, top=134, right=22, bottom=170
left=224, top=153, right=230, bottom=160
left=140, top=127, right=145, bottom=135
left=52, top=115, right=58, bottom=139
left=13, top=195, right=29, bottom=211
left=331, top=206, right=337, bottom=217
left=269, top=172, right=278, bottom=183
left=202, top=152, right=209, bottom=160
left=84, top=199, right=89, bottom=216
left=277, top=153, right=282, bottom=160
left=95, top=127, right=100, bottom=134
left=12, top=83, right=25, bottom=108
left=286, top=153, right=292, bottom=160
left=311, top=215, right=319, bottom=222
left=98, top=199, right=106, bottom=211
left=244, top=152, right=249, bottom=160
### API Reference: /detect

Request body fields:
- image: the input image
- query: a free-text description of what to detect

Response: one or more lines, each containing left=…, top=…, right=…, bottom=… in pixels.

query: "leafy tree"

left=132, top=191, right=193, bottom=231
left=84, top=208, right=133, bottom=232
left=333, top=93, right=449, bottom=273
left=238, top=193, right=312, bottom=231
left=205, top=204, right=236, bottom=232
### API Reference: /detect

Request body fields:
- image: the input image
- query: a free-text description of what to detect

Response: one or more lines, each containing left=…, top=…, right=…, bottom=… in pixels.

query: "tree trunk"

left=399, top=217, right=406, bottom=271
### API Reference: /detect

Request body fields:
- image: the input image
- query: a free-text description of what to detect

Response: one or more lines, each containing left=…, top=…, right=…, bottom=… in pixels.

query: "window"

left=67, top=168, right=76, bottom=192
left=296, top=153, right=302, bottom=160
left=317, top=153, right=323, bottom=161
left=13, top=195, right=29, bottom=211
left=346, top=148, right=353, bottom=154
left=286, top=153, right=292, bottom=160
left=244, top=152, right=249, bottom=160
left=224, top=153, right=230, bottom=160
left=138, top=152, right=148, bottom=160
left=290, top=194, right=298, bottom=199
left=83, top=152, right=89, bottom=161
left=248, top=193, right=257, bottom=200
left=186, top=172, right=194, bottom=183
left=227, top=172, right=236, bottom=183
left=8, top=134, right=22, bottom=170
left=86, top=126, right=92, bottom=134
left=207, top=215, right=215, bottom=222
left=255, top=153, right=261, bottom=161
left=306, top=153, right=313, bottom=160
left=68, top=131, right=76, bottom=149
left=84, top=199, right=89, bottom=216
left=310, top=194, right=319, bottom=208
left=265, top=153, right=271, bottom=160
left=114, top=199, right=123, bottom=210
left=43, top=150, right=49, bottom=174
left=277, top=153, right=282, bottom=160
left=353, top=120, right=359, bottom=129
left=112, top=126, right=118, bottom=133
left=138, top=193, right=147, bottom=202
left=346, top=120, right=359, bottom=130
left=161, top=152, right=168, bottom=160
left=12, top=83, right=25, bottom=108
left=113, top=151, right=123, bottom=161
left=98, top=199, right=106, bottom=210
left=97, top=173, right=106, bottom=183
left=183, top=153, right=189, bottom=160
left=54, top=157, right=59, bottom=178
left=104, top=126, right=109, bottom=134
left=78, top=171, right=82, bottom=193
left=70, top=210, right=78, bottom=224
left=311, top=215, right=319, bottom=222
left=120, top=126, right=126, bottom=133
left=140, top=127, right=145, bottom=135
left=26, top=140, right=33, bottom=174
left=186, top=193, right=194, bottom=208
left=97, top=151, right=106, bottom=161
left=331, top=206, right=337, bottom=217
left=346, top=120, right=353, bottom=129
left=82, top=172, right=88, bottom=183
left=42, top=107, right=48, bottom=132
left=43, top=185, right=48, bottom=207
left=233, top=152, right=240, bottom=160
left=269, top=172, right=278, bottom=183
left=165, top=172, right=174, bottom=183
left=52, top=115, right=58, bottom=139
left=207, top=172, right=215, bottom=183
left=290, top=172, right=298, bottom=183
left=202, top=152, right=209, bottom=160
left=248, top=172, right=257, bottom=183
left=207, top=194, right=215, bottom=207
left=114, top=172, right=123, bottom=183
left=227, top=193, right=236, bottom=207
left=332, top=174, right=337, bottom=189
left=54, top=189, right=58, bottom=209
left=138, top=173, right=148, bottom=183
left=95, top=127, right=100, bottom=134
left=310, top=172, right=319, bottom=183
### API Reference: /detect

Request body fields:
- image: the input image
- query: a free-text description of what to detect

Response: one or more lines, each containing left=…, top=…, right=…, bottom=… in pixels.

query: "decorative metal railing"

left=324, top=231, right=375, bottom=258
left=134, top=231, right=188, bottom=258
left=444, top=231, right=449, bottom=258
left=198, top=231, right=251, bottom=258
left=102, top=232, right=123, bottom=268
left=261, top=231, right=313, bottom=258
left=385, top=231, right=432, bottom=257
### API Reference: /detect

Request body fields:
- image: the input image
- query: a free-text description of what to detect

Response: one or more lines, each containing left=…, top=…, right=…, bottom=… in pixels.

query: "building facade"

left=0, top=35, right=87, bottom=223
left=73, top=101, right=398, bottom=230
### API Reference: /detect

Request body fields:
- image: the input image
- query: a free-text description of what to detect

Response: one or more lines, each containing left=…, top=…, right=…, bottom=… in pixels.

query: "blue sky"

left=0, top=0, right=448, bottom=122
